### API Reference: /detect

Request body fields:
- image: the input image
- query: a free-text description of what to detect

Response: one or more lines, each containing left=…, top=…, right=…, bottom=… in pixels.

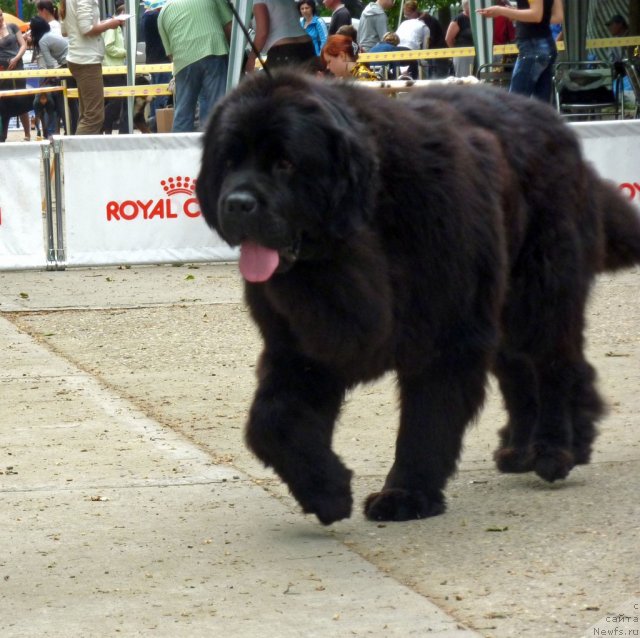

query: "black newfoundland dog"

left=196, top=71, right=640, bottom=525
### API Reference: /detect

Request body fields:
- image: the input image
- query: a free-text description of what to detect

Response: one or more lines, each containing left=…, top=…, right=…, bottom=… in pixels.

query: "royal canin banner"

left=573, top=119, right=640, bottom=211
left=59, top=134, right=238, bottom=267
left=2, top=121, right=636, bottom=272
left=0, top=142, right=49, bottom=270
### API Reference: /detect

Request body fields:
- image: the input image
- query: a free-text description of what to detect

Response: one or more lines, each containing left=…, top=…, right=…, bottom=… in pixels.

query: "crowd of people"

left=1, top=0, right=637, bottom=141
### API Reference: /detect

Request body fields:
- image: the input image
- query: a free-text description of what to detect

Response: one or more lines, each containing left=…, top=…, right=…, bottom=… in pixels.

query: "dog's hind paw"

left=494, top=446, right=535, bottom=473
left=363, top=488, right=446, bottom=522
left=572, top=443, right=593, bottom=465
left=532, top=445, right=575, bottom=482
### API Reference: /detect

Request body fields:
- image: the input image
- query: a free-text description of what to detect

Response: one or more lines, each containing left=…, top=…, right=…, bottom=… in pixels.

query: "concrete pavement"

left=0, top=264, right=638, bottom=637
left=0, top=265, right=477, bottom=637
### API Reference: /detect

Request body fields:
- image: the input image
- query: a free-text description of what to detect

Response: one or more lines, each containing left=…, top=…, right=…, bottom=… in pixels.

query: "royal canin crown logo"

left=106, top=176, right=201, bottom=221
left=161, top=176, right=197, bottom=196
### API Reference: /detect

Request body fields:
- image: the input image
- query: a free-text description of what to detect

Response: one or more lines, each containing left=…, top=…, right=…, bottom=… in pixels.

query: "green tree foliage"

left=1, top=0, right=38, bottom=21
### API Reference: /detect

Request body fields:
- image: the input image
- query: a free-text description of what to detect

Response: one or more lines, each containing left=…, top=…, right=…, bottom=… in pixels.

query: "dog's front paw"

left=295, top=465, right=353, bottom=526
left=302, top=488, right=353, bottom=526
left=364, top=488, right=446, bottom=522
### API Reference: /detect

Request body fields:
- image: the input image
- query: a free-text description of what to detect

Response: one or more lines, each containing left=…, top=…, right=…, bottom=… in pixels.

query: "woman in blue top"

left=478, top=0, right=564, bottom=102
left=299, top=0, right=328, bottom=56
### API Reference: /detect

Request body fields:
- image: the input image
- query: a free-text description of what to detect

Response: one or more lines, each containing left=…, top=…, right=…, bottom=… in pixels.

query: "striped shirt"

left=158, top=0, right=232, bottom=75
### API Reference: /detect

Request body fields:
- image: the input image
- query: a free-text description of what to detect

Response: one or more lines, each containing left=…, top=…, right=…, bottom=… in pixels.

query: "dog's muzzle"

left=218, top=190, right=260, bottom=245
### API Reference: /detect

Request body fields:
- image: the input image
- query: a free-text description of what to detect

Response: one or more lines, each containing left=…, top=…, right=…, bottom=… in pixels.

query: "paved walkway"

left=1, top=264, right=638, bottom=637
left=0, top=266, right=477, bottom=637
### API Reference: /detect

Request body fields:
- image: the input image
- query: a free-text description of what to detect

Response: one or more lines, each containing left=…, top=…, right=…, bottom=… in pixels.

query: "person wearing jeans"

left=141, top=0, right=171, bottom=131
left=171, top=56, right=228, bottom=132
left=477, top=0, right=564, bottom=103
left=61, top=0, right=124, bottom=134
left=158, top=0, right=232, bottom=133
left=509, top=34, right=557, bottom=101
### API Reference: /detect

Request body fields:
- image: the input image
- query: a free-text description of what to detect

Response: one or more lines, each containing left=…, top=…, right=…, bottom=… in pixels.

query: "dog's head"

left=196, top=72, right=378, bottom=282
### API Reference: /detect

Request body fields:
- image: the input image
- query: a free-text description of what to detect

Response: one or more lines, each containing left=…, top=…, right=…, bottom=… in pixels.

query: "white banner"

left=1, top=120, right=635, bottom=272
left=573, top=120, right=640, bottom=211
left=59, top=134, right=237, bottom=267
left=0, top=142, right=49, bottom=269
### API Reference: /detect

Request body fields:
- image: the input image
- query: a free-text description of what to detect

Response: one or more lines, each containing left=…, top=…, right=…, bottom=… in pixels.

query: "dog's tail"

left=595, top=175, right=640, bottom=272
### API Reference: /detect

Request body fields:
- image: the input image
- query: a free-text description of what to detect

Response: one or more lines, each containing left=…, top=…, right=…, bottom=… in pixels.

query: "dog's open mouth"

left=239, top=240, right=300, bottom=283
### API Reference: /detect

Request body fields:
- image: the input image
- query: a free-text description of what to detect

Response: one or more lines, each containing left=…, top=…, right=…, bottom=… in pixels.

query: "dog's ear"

left=327, top=124, right=378, bottom=239
left=196, top=123, right=224, bottom=233
left=310, top=94, right=379, bottom=240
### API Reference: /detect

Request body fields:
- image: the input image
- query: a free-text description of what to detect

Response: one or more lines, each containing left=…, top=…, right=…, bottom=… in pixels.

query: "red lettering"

left=106, top=201, right=120, bottom=221
left=106, top=193, right=204, bottom=221
left=166, top=199, right=178, bottom=219
left=137, top=200, right=153, bottom=219
left=620, top=182, right=640, bottom=201
left=119, top=200, right=139, bottom=220
left=183, top=197, right=201, bottom=218
left=148, top=200, right=165, bottom=220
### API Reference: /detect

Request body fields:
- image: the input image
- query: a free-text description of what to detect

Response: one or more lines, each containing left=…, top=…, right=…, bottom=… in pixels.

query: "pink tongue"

left=239, top=241, right=280, bottom=282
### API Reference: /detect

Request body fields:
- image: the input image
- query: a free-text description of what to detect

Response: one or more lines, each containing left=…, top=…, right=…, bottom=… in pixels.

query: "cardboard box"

left=156, top=107, right=174, bottom=133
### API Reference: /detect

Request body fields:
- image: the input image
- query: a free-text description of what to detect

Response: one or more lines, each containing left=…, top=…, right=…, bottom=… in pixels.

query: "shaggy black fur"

left=196, top=71, right=640, bottom=525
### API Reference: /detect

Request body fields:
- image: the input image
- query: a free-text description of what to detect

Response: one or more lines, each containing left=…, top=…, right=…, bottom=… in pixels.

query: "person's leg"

left=509, top=54, right=537, bottom=97
left=68, top=62, right=105, bottom=135
left=63, top=75, right=79, bottom=134
left=103, top=101, right=119, bottom=134
left=102, top=73, right=119, bottom=134
left=149, top=71, right=172, bottom=121
left=172, top=62, right=201, bottom=133
left=20, top=112, right=31, bottom=141
left=460, top=55, right=474, bottom=77
left=510, top=37, right=555, bottom=102
left=453, top=56, right=462, bottom=78
left=32, top=96, right=43, bottom=137
left=0, top=115, right=9, bottom=142
left=198, top=55, right=228, bottom=128
left=41, top=96, right=57, bottom=138
left=531, top=39, right=557, bottom=103
left=118, top=98, right=130, bottom=134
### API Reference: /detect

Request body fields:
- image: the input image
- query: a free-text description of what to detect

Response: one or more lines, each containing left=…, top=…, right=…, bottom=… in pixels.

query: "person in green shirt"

left=158, top=0, right=232, bottom=132
left=102, top=0, right=127, bottom=133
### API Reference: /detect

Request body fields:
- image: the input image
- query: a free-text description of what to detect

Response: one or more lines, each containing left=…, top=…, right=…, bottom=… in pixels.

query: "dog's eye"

left=275, top=159, right=294, bottom=175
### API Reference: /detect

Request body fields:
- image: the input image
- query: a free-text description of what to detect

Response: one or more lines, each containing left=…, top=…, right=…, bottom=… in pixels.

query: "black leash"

left=224, top=0, right=273, bottom=81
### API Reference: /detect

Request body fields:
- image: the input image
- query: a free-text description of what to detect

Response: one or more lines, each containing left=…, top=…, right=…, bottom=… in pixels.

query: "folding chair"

left=553, top=60, right=618, bottom=121
left=476, top=63, right=514, bottom=89
left=623, top=58, right=640, bottom=119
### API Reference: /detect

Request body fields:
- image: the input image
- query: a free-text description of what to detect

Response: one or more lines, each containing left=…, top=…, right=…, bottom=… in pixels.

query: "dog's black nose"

left=219, top=191, right=260, bottom=244
left=223, top=191, right=258, bottom=217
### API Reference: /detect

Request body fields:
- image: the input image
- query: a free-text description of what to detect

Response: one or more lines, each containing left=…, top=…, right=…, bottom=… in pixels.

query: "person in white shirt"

left=36, top=0, right=63, bottom=36
left=61, top=0, right=123, bottom=133
left=397, top=0, right=429, bottom=50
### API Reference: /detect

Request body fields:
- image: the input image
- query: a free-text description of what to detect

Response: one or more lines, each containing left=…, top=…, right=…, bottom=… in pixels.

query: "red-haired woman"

left=321, top=34, right=378, bottom=80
